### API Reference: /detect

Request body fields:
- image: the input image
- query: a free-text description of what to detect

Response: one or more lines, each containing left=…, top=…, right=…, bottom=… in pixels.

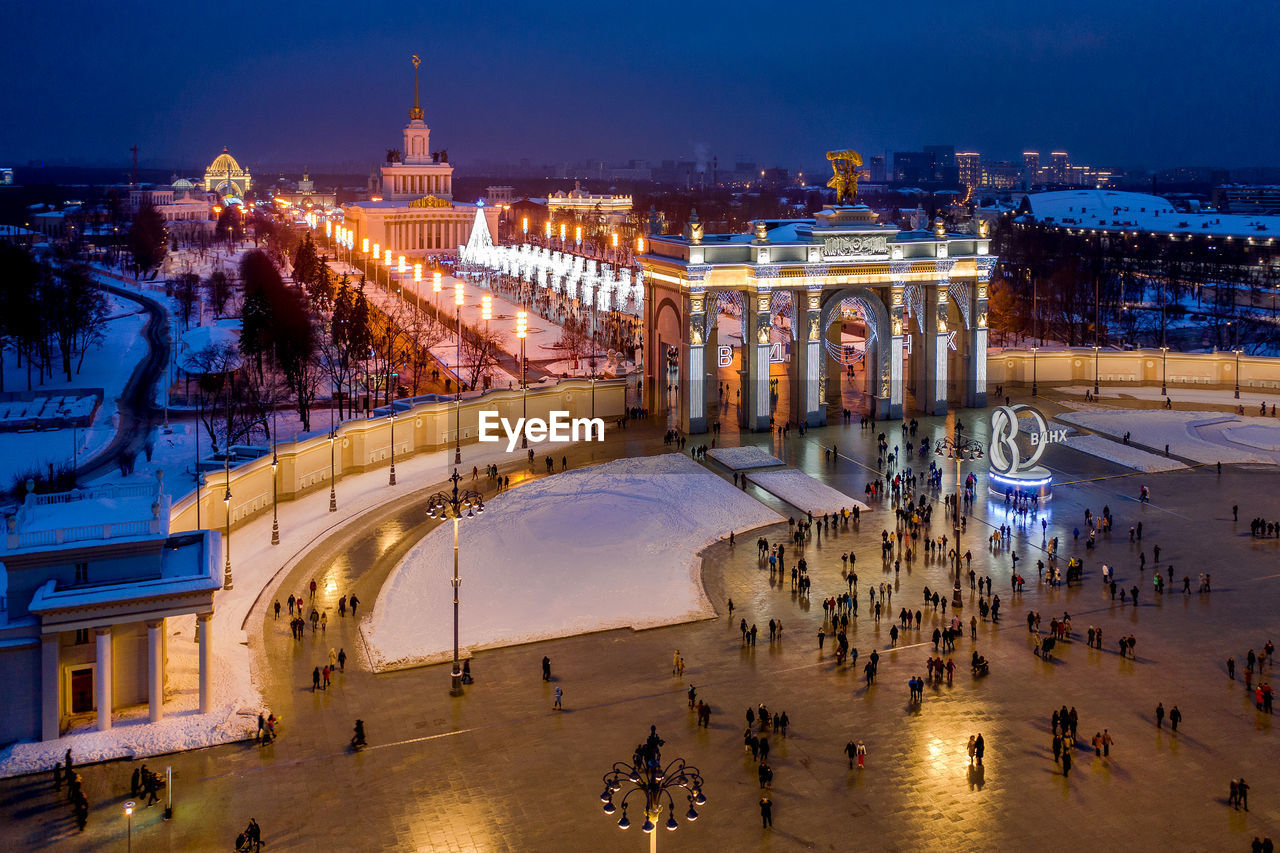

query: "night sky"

left=5, top=0, right=1277, bottom=171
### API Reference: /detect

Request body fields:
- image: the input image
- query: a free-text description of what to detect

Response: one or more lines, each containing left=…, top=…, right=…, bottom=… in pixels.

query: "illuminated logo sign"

left=988, top=404, right=1064, bottom=476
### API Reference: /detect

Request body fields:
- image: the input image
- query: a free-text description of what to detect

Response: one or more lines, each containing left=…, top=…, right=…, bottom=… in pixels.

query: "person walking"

left=974, top=733, right=985, bottom=766
left=337, top=648, right=346, bottom=671
left=1156, top=702, right=1165, bottom=728
left=553, top=686, right=563, bottom=710
left=1170, top=705, right=1182, bottom=732
left=1102, top=729, right=1113, bottom=756
left=542, top=656, right=552, bottom=681
left=856, top=740, right=867, bottom=768
left=967, top=735, right=977, bottom=764
left=1062, top=746, right=1072, bottom=777
left=312, top=667, right=320, bottom=692
left=759, top=795, right=773, bottom=828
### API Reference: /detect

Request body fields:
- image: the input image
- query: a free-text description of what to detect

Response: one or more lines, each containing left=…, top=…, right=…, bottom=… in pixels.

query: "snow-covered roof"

left=1021, top=190, right=1279, bottom=238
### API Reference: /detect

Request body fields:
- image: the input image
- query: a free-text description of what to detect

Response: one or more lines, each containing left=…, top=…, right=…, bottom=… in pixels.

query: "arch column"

left=790, top=286, right=825, bottom=426
left=919, top=281, right=951, bottom=415
left=95, top=627, right=112, bottom=731
left=886, top=282, right=905, bottom=419
left=740, top=288, right=773, bottom=431
left=965, top=259, right=994, bottom=408
left=680, top=288, right=709, bottom=434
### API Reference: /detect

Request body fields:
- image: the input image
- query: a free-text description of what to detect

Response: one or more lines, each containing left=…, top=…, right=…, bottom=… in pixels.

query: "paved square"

left=2, top=399, right=1278, bottom=852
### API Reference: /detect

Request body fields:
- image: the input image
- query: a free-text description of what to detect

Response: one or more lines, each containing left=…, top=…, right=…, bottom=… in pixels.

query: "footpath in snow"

left=1060, top=434, right=1188, bottom=472
left=746, top=468, right=869, bottom=516
left=365, top=453, right=782, bottom=671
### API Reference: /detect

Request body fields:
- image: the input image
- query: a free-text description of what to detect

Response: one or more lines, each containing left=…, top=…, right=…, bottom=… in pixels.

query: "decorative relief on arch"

left=949, top=281, right=973, bottom=329
left=904, top=284, right=925, bottom=334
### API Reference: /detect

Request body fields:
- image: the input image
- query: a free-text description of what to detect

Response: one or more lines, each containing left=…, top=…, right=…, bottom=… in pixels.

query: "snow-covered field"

left=745, top=468, right=869, bottom=515
left=1056, top=385, right=1280, bottom=407
left=1060, top=434, right=1187, bottom=472
left=365, top=453, right=782, bottom=671
left=1056, top=410, right=1280, bottom=464
left=707, top=446, right=784, bottom=470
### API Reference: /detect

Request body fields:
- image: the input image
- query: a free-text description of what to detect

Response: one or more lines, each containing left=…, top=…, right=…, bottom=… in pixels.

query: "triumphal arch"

left=639, top=180, right=995, bottom=434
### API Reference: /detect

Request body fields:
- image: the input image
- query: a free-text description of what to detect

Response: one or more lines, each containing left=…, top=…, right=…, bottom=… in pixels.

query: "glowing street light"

left=517, top=308, right=528, bottom=448
left=600, top=733, right=706, bottom=850
left=424, top=469, right=485, bottom=694
left=454, top=280, right=465, bottom=465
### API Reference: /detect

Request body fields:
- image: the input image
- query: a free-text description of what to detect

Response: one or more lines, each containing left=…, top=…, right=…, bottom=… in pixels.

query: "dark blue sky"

left=5, top=0, right=1277, bottom=173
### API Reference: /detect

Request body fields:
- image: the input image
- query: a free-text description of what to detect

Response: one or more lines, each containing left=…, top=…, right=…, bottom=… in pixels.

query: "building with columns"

left=639, top=205, right=995, bottom=433
left=341, top=60, right=498, bottom=260
left=0, top=476, right=220, bottom=743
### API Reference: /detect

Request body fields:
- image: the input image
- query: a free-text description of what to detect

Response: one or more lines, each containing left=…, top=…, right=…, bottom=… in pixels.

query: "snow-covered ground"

left=1060, top=434, right=1188, bottom=472
left=707, top=446, right=784, bottom=470
left=1056, top=410, right=1280, bottom=464
left=1056, top=385, right=1280, bottom=407
left=745, top=468, right=869, bottom=515
left=365, top=453, right=782, bottom=671
left=0, top=294, right=148, bottom=491
left=0, top=429, right=584, bottom=777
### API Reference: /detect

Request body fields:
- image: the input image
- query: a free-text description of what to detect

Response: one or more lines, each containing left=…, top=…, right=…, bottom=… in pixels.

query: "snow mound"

left=746, top=469, right=869, bottom=515
left=1057, top=410, right=1277, bottom=464
left=365, top=453, right=782, bottom=671
left=1062, top=434, right=1187, bottom=472
left=706, top=446, right=784, bottom=470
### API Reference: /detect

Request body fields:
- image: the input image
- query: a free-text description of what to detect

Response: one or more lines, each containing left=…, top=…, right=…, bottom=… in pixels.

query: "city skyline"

left=5, top=0, right=1278, bottom=171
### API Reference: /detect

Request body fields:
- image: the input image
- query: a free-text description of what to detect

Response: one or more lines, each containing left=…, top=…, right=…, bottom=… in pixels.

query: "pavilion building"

left=341, top=61, right=498, bottom=260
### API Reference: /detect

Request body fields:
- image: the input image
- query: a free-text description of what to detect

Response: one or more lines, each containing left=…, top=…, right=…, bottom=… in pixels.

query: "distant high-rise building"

left=956, top=152, right=981, bottom=191
left=1050, top=151, right=1069, bottom=184
left=893, top=151, right=934, bottom=185
left=869, top=155, right=886, bottom=183
left=1022, top=152, right=1040, bottom=186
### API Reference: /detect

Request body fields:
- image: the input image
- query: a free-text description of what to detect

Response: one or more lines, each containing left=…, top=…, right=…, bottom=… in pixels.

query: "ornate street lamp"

left=454, top=280, right=465, bottom=465
left=1233, top=348, right=1243, bottom=399
left=328, top=406, right=338, bottom=513
left=517, top=308, right=529, bottom=448
left=1092, top=345, right=1101, bottom=396
left=424, top=469, right=484, bottom=694
left=600, top=731, right=706, bottom=853
left=1029, top=346, right=1039, bottom=397
left=1160, top=345, right=1169, bottom=396
left=935, top=435, right=984, bottom=608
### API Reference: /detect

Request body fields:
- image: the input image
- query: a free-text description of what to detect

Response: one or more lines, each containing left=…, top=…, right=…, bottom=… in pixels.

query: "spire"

left=409, top=55, right=424, bottom=121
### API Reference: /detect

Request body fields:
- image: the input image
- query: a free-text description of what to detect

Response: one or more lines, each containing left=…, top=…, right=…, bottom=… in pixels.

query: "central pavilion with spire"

left=341, top=57, right=499, bottom=260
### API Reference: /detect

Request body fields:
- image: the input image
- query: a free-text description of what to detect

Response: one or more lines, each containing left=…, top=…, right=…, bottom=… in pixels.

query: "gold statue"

left=409, top=55, right=424, bottom=121
left=826, top=150, right=864, bottom=205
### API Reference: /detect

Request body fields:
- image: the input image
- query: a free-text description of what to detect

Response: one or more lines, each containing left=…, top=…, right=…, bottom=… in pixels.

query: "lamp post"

left=935, top=436, right=984, bottom=609
left=600, top=732, right=706, bottom=853
left=413, top=263, right=423, bottom=316
left=1233, top=348, right=1243, bottom=399
left=222, top=481, right=233, bottom=590
left=424, top=469, right=484, bottom=694
left=517, top=308, right=529, bottom=448
left=1160, top=345, right=1169, bottom=396
left=454, top=280, right=464, bottom=465
left=433, top=270, right=443, bottom=324
left=388, top=405, right=397, bottom=486
left=1092, top=345, right=1101, bottom=396
left=270, top=409, right=280, bottom=545
left=1030, top=346, right=1039, bottom=397
left=124, top=801, right=135, bottom=853
left=329, top=405, right=338, bottom=512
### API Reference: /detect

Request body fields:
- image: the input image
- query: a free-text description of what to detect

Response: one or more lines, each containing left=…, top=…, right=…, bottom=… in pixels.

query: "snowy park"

left=365, top=453, right=782, bottom=670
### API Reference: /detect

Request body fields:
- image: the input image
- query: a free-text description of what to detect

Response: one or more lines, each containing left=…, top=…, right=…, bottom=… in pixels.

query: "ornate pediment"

left=409, top=195, right=453, bottom=209
left=822, top=234, right=888, bottom=259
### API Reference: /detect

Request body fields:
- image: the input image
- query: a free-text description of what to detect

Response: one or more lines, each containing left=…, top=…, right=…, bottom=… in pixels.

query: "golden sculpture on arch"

left=826, top=150, right=864, bottom=205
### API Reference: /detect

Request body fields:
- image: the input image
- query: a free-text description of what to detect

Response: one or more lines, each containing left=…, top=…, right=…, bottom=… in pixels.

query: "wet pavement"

left=2, top=392, right=1278, bottom=852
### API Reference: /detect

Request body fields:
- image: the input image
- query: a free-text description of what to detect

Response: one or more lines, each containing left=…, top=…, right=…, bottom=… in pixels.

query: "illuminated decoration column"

left=790, top=284, right=824, bottom=426
left=740, top=285, right=774, bottom=431
left=966, top=257, right=994, bottom=408
left=920, top=259, right=956, bottom=416
left=681, top=285, right=708, bottom=434
left=887, top=262, right=908, bottom=419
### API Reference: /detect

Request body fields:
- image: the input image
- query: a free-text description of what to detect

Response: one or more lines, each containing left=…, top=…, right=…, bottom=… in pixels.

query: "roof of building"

left=207, top=148, right=247, bottom=175
left=1020, top=189, right=1278, bottom=237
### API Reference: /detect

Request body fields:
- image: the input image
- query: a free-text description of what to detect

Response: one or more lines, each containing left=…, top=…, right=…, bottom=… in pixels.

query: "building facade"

left=203, top=148, right=252, bottom=197
left=639, top=205, right=995, bottom=433
left=0, top=476, right=220, bottom=744
left=341, top=62, right=497, bottom=260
